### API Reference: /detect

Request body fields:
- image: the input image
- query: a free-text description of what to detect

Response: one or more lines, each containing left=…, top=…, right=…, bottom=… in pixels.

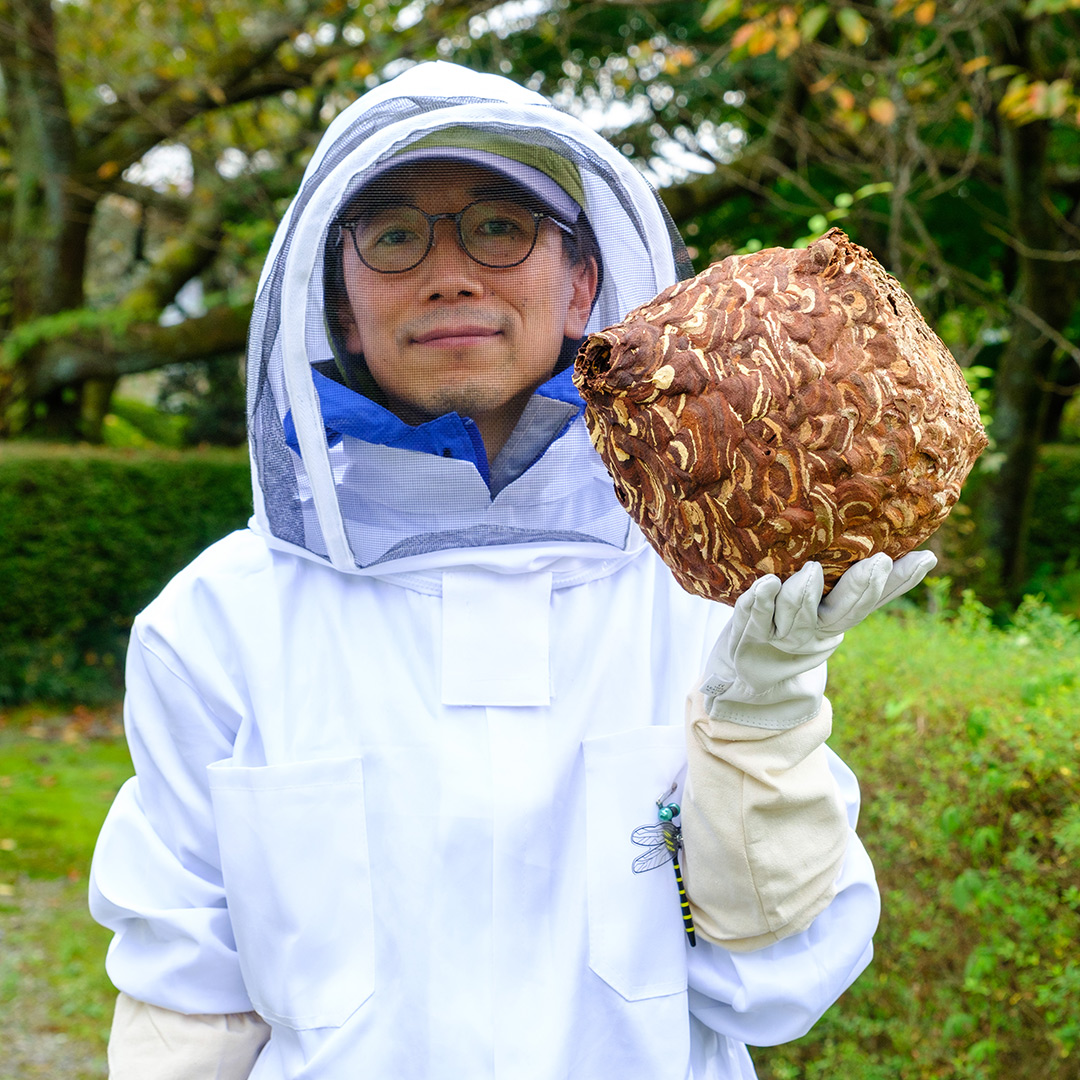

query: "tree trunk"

left=0, top=0, right=100, bottom=437
left=79, top=376, right=119, bottom=442
left=982, top=119, right=1078, bottom=598
left=0, top=0, right=91, bottom=322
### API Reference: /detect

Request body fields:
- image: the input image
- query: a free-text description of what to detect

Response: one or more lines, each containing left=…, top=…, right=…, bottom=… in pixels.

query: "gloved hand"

left=699, top=550, right=937, bottom=730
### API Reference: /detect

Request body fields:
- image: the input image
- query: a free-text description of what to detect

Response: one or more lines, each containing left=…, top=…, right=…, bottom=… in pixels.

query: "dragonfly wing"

left=632, top=844, right=676, bottom=874
left=631, top=823, right=668, bottom=847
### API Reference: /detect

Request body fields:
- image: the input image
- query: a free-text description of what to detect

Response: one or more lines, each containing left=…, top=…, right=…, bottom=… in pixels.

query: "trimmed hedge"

left=0, top=445, right=251, bottom=703
left=0, top=442, right=1078, bottom=704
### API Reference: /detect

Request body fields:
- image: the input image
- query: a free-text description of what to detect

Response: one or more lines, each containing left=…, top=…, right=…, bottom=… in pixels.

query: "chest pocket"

left=207, top=756, right=374, bottom=1030
left=583, top=725, right=691, bottom=1001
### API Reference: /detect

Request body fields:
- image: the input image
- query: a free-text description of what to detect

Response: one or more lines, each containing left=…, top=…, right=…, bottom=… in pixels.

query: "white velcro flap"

left=441, top=569, right=552, bottom=707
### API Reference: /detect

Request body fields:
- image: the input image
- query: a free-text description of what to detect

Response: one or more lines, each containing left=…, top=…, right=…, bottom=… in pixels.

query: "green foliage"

left=755, top=594, right=1080, bottom=1080
left=106, top=398, right=189, bottom=448
left=156, top=357, right=247, bottom=447
left=963, top=366, right=995, bottom=432
left=0, top=445, right=251, bottom=704
left=1026, top=445, right=1080, bottom=580
left=931, top=444, right=1080, bottom=612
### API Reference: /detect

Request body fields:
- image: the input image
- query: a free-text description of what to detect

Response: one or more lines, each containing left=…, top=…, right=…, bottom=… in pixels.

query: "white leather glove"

left=699, top=550, right=938, bottom=730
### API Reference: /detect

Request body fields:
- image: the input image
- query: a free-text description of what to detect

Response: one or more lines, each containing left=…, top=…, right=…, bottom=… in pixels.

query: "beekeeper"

left=89, top=62, right=934, bottom=1080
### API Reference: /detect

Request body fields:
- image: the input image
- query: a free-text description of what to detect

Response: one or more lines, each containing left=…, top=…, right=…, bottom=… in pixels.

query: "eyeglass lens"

left=350, top=200, right=540, bottom=273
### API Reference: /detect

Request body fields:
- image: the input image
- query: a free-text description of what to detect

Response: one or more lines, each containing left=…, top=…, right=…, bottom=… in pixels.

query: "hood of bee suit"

left=246, top=60, right=691, bottom=579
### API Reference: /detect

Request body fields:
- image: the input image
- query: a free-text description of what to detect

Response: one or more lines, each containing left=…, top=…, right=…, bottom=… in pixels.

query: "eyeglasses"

left=338, top=199, right=574, bottom=275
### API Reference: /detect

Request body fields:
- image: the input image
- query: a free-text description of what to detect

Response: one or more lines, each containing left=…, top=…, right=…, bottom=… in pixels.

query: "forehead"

left=348, top=160, right=540, bottom=212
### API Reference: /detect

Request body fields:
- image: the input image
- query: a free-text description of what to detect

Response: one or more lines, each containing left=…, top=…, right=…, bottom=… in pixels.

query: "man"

left=90, top=62, right=932, bottom=1079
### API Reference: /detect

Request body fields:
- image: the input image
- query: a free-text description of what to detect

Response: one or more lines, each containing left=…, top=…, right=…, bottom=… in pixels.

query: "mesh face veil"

left=247, top=61, right=691, bottom=573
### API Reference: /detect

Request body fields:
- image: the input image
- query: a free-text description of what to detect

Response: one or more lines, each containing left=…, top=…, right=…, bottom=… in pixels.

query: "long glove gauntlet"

left=107, top=992, right=270, bottom=1080
left=681, top=552, right=936, bottom=952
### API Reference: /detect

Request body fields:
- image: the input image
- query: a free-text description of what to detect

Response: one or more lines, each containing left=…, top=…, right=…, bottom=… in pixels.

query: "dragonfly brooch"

left=631, top=781, right=696, bottom=947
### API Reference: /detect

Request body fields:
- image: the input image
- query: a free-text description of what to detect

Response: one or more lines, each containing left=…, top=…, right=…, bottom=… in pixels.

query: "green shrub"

left=755, top=594, right=1080, bottom=1080
left=934, top=444, right=1080, bottom=613
left=0, top=445, right=251, bottom=704
left=1024, top=445, right=1080, bottom=612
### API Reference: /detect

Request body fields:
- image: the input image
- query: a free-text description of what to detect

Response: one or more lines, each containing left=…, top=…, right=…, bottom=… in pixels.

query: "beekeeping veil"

left=247, top=61, right=691, bottom=572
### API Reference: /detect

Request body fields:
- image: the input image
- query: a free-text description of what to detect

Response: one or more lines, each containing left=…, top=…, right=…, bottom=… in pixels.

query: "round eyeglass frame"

left=338, top=200, right=575, bottom=275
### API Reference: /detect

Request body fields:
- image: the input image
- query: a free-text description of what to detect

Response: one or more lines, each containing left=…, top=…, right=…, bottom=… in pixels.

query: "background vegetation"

left=0, top=445, right=250, bottom=703
left=2, top=0, right=1080, bottom=602
left=761, top=593, right=1080, bottom=1079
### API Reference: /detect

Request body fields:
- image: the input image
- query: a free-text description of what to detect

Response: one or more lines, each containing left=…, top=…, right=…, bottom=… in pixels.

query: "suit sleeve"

left=89, top=617, right=254, bottom=1016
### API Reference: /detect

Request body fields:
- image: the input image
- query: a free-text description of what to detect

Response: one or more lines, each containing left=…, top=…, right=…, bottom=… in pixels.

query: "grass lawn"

left=0, top=705, right=131, bottom=1080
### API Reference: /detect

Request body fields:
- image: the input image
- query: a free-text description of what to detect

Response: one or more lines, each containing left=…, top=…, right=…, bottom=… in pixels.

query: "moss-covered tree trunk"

left=1, top=0, right=89, bottom=322
left=0, top=0, right=101, bottom=437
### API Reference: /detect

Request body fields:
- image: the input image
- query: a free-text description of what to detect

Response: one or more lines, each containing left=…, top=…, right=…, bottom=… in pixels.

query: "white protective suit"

left=89, top=62, right=880, bottom=1080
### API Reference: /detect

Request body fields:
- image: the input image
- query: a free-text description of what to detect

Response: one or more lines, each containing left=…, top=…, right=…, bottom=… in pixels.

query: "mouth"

left=410, top=325, right=503, bottom=348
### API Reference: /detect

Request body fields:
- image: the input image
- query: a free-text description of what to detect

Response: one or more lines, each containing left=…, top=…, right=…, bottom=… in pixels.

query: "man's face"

left=338, top=161, right=597, bottom=454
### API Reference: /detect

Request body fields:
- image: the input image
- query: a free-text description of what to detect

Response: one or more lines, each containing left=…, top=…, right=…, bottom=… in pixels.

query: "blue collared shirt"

left=284, top=365, right=584, bottom=494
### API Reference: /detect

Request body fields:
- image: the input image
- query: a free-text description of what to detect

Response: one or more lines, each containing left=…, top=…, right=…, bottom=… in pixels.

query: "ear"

left=562, top=256, right=599, bottom=339
left=339, top=298, right=364, bottom=355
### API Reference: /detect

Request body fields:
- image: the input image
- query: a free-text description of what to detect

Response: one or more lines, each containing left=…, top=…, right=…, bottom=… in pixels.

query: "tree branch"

left=74, top=21, right=302, bottom=178
left=72, top=0, right=493, bottom=185
left=26, top=303, right=252, bottom=397
left=981, top=220, right=1080, bottom=262
left=118, top=184, right=227, bottom=318
left=111, top=179, right=192, bottom=220
left=659, top=156, right=768, bottom=223
left=908, top=207, right=1080, bottom=371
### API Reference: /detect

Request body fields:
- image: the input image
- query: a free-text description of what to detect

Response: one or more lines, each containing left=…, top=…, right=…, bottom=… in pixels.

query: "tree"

left=0, top=0, right=496, bottom=439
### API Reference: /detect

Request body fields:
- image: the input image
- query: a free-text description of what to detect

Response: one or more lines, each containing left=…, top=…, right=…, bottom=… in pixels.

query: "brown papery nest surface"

left=573, top=228, right=988, bottom=603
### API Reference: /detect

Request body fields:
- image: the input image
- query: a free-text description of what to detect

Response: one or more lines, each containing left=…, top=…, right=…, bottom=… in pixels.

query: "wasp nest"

left=573, top=228, right=988, bottom=603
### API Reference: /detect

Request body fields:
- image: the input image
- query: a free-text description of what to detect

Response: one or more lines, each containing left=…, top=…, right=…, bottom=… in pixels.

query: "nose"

left=422, top=218, right=485, bottom=299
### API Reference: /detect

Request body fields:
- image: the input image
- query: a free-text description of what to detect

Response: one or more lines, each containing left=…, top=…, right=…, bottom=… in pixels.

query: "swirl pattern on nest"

left=573, top=228, right=988, bottom=603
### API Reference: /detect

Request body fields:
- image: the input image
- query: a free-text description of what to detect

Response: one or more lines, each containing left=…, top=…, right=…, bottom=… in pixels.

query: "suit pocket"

left=207, top=756, right=374, bottom=1029
left=583, top=725, right=691, bottom=1002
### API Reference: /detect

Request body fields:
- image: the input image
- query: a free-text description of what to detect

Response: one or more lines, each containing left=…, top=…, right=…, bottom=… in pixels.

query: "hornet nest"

left=573, top=228, right=988, bottom=603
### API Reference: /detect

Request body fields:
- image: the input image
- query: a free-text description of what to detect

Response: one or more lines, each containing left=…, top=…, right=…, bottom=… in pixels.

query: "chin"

left=423, top=387, right=516, bottom=420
